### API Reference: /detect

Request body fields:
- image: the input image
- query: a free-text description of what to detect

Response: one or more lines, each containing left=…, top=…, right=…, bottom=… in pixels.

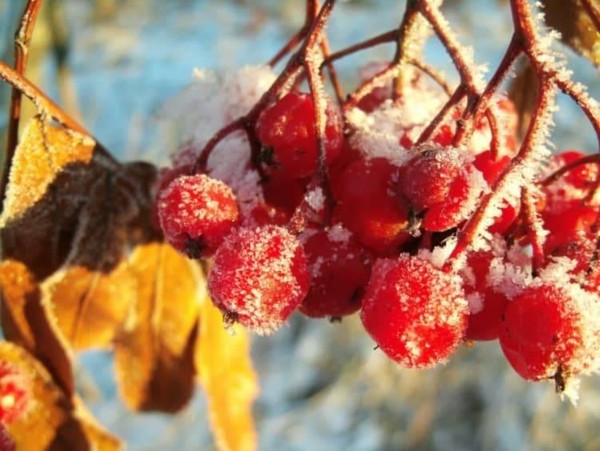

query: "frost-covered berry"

left=299, top=226, right=373, bottom=319
left=360, top=255, right=468, bottom=369
left=401, top=148, right=462, bottom=212
left=208, top=225, right=310, bottom=334
left=499, top=283, right=600, bottom=382
left=0, top=362, right=31, bottom=424
left=256, top=92, right=343, bottom=178
left=157, top=174, right=240, bottom=258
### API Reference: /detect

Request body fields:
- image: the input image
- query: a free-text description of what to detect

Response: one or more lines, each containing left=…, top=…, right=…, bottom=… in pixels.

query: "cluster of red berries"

left=155, top=65, right=600, bottom=392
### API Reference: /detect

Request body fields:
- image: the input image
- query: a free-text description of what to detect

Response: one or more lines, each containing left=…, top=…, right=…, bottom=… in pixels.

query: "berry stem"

left=447, top=84, right=556, bottom=264
left=0, top=61, right=87, bottom=136
left=416, top=84, right=465, bottom=145
left=5, top=0, right=44, bottom=171
left=510, top=0, right=600, bottom=151
left=464, top=34, right=523, bottom=157
left=268, top=0, right=318, bottom=67
left=521, top=186, right=546, bottom=274
left=540, top=153, right=600, bottom=187
left=391, top=0, right=421, bottom=100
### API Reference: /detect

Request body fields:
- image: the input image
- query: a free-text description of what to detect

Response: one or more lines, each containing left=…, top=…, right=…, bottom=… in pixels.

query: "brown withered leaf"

left=41, top=262, right=137, bottom=351
left=0, top=117, right=158, bottom=280
left=543, top=0, right=600, bottom=66
left=508, top=58, right=539, bottom=140
left=196, top=274, right=258, bottom=451
left=0, top=341, right=122, bottom=451
left=114, top=242, right=199, bottom=413
left=0, top=260, right=74, bottom=397
left=0, top=117, right=116, bottom=279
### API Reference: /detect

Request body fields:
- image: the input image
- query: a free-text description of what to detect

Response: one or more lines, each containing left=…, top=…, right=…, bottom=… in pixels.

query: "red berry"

left=299, top=226, right=373, bottom=318
left=157, top=174, right=240, bottom=258
left=499, top=283, right=597, bottom=381
left=473, top=150, right=511, bottom=185
left=208, top=225, right=310, bottom=334
left=400, top=148, right=462, bottom=212
left=256, top=92, right=343, bottom=178
left=0, top=362, right=30, bottom=424
left=332, top=157, right=411, bottom=255
left=552, top=150, right=598, bottom=190
left=422, top=165, right=485, bottom=232
left=542, top=203, right=597, bottom=255
left=360, top=255, right=468, bottom=369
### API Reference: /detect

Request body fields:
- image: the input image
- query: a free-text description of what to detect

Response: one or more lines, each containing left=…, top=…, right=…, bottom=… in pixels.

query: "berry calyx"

left=256, top=92, right=343, bottom=178
left=157, top=174, right=240, bottom=258
left=0, top=362, right=31, bottom=424
left=208, top=225, right=310, bottom=335
left=360, top=255, right=468, bottom=369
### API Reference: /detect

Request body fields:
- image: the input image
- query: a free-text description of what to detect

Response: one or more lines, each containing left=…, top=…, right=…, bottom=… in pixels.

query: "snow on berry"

left=0, top=362, right=31, bottom=424
left=299, top=227, right=373, bottom=319
left=160, top=65, right=276, bottom=151
left=256, top=92, right=343, bottom=178
left=208, top=225, right=310, bottom=335
left=499, top=268, right=600, bottom=390
left=360, top=254, right=468, bottom=369
left=157, top=173, right=240, bottom=258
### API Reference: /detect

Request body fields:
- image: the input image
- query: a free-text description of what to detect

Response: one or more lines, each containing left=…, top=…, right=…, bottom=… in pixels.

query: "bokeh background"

left=1, top=1, right=600, bottom=450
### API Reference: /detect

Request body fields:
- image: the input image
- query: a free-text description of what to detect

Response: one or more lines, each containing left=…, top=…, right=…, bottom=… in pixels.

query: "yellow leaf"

left=41, top=263, right=136, bottom=350
left=0, top=260, right=74, bottom=397
left=114, top=242, right=199, bottom=412
left=0, top=342, right=122, bottom=450
left=196, top=270, right=258, bottom=451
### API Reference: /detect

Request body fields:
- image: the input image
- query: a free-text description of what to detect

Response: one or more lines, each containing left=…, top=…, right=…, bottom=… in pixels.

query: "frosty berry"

left=208, top=225, right=310, bottom=334
left=157, top=174, right=240, bottom=258
left=360, top=255, right=468, bottom=369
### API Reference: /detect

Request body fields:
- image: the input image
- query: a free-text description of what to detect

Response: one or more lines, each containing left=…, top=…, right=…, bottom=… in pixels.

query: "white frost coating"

left=488, top=259, right=532, bottom=299
left=305, top=187, right=325, bottom=212
left=560, top=377, right=581, bottom=406
left=345, top=82, right=444, bottom=162
left=327, top=224, right=351, bottom=243
left=466, top=292, right=484, bottom=315
left=469, top=88, right=557, bottom=253
left=209, top=225, right=307, bottom=336
left=159, top=65, right=276, bottom=149
left=417, top=236, right=462, bottom=271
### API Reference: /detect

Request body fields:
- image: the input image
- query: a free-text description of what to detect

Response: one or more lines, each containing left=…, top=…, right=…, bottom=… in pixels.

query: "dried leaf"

left=114, top=242, right=199, bottom=413
left=543, top=0, right=600, bottom=66
left=0, top=260, right=74, bottom=397
left=0, top=342, right=122, bottom=451
left=0, top=117, right=113, bottom=279
left=0, top=118, right=158, bottom=280
left=41, top=263, right=136, bottom=351
left=196, top=273, right=258, bottom=451
left=508, top=58, right=538, bottom=140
